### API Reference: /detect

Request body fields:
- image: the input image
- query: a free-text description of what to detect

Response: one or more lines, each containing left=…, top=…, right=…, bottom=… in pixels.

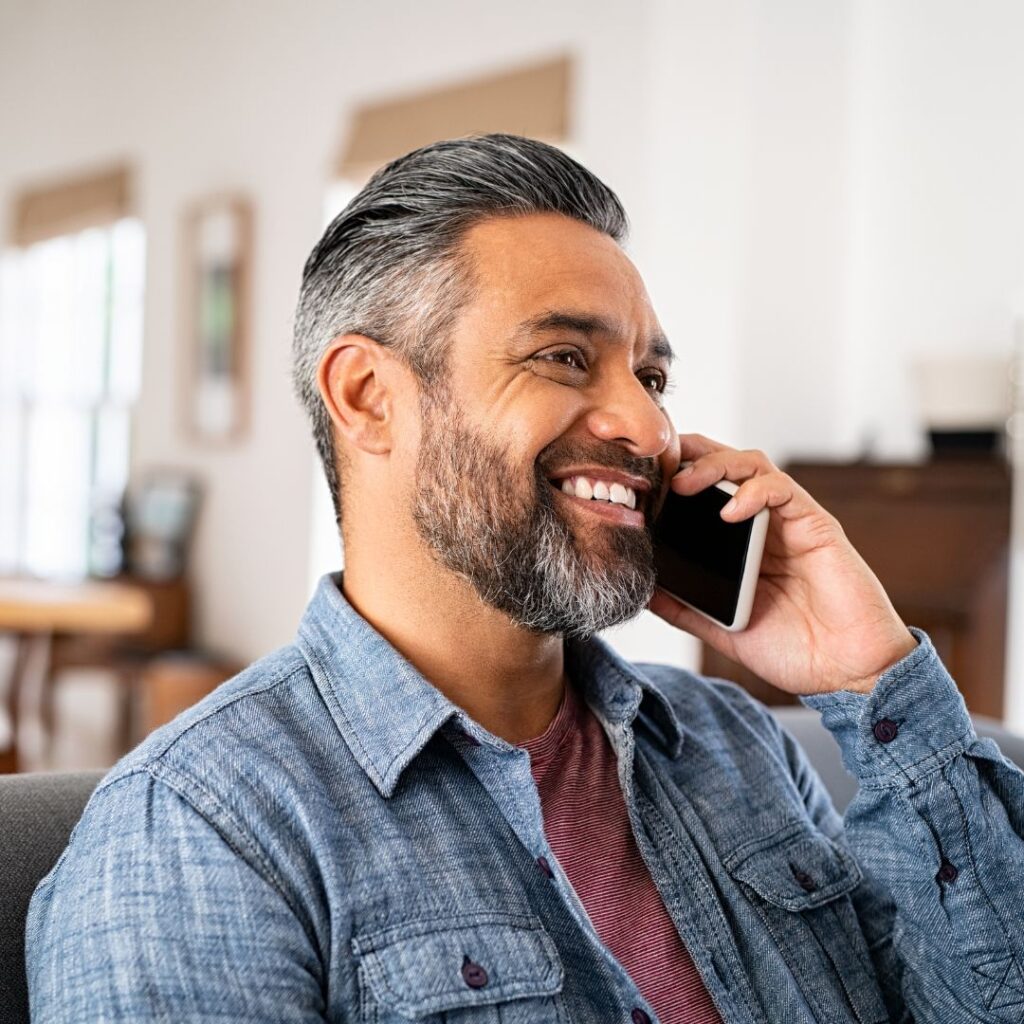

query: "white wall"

left=737, top=0, right=855, bottom=461
left=842, top=0, right=1024, bottom=461
left=3, top=0, right=1024, bottom=683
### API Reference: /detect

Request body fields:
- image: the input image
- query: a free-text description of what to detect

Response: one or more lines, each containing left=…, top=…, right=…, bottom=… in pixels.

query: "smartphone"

left=652, top=466, right=769, bottom=632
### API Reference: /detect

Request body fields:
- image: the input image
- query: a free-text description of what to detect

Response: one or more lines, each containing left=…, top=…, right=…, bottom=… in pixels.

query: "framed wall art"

left=181, top=195, right=252, bottom=443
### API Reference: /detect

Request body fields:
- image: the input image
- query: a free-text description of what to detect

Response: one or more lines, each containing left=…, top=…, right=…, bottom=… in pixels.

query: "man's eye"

left=542, top=350, right=587, bottom=371
left=639, top=370, right=670, bottom=393
left=537, top=352, right=671, bottom=397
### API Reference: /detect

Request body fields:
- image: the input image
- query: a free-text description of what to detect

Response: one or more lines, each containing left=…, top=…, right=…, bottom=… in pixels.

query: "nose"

left=582, top=370, right=673, bottom=459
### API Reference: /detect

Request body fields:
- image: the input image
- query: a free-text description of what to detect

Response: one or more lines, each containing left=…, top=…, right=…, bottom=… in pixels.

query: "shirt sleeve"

left=24, top=768, right=327, bottom=1023
left=788, top=626, right=1024, bottom=1024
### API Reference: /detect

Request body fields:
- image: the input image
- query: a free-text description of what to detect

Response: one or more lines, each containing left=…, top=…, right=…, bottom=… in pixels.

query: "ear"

left=316, top=334, right=405, bottom=458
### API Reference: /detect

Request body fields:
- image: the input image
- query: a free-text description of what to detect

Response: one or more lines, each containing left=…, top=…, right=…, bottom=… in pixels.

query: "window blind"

left=11, top=165, right=132, bottom=248
left=336, top=55, right=572, bottom=183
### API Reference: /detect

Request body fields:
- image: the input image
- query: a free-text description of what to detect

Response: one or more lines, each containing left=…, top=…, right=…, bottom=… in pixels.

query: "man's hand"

left=646, top=434, right=919, bottom=696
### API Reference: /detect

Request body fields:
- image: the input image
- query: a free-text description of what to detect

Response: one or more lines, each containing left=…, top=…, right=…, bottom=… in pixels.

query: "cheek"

left=505, top=394, right=580, bottom=455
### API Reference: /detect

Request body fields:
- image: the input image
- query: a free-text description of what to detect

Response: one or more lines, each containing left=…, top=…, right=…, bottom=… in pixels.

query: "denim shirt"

left=25, top=571, right=1024, bottom=1023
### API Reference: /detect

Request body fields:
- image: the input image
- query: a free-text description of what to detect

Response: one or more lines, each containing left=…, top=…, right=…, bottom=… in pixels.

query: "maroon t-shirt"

left=521, top=678, right=723, bottom=1024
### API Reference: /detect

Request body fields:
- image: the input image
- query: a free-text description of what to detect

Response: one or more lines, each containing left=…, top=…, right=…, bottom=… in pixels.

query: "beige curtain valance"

left=336, top=54, right=572, bottom=181
left=12, top=164, right=132, bottom=247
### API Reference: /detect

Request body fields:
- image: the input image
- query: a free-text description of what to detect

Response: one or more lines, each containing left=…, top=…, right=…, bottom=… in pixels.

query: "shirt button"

left=461, top=956, right=488, bottom=988
left=936, top=859, right=959, bottom=884
left=631, top=1009, right=651, bottom=1024
left=872, top=718, right=899, bottom=743
left=536, top=855, right=554, bottom=878
left=791, top=868, right=817, bottom=892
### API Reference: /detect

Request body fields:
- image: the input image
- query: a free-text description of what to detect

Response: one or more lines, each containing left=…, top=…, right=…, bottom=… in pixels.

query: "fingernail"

left=721, top=498, right=738, bottom=515
left=679, top=464, right=694, bottom=475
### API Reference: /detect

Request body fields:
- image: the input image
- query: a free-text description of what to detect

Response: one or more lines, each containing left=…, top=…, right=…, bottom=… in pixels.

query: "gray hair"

left=291, top=132, right=628, bottom=529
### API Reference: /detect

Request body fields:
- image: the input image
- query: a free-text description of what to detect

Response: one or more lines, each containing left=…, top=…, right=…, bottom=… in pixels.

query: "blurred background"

left=2, top=0, right=1024, bottom=774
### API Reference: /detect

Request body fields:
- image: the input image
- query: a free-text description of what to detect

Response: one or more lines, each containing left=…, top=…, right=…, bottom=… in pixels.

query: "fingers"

left=673, top=438, right=823, bottom=523
left=673, top=444, right=776, bottom=492
left=716, top=471, right=819, bottom=523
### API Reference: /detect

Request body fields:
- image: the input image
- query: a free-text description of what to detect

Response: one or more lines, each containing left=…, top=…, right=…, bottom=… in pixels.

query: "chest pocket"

left=725, top=824, right=890, bottom=1024
left=352, top=912, right=565, bottom=1024
left=728, top=824, right=863, bottom=910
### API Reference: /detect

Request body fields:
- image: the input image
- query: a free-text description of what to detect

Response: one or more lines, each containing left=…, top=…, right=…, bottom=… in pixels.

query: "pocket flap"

left=352, top=912, right=563, bottom=1018
left=726, top=825, right=863, bottom=911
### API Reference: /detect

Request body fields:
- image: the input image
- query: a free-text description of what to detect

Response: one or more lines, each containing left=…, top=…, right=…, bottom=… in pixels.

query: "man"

left=26, top=134, right=1024, bottom=1023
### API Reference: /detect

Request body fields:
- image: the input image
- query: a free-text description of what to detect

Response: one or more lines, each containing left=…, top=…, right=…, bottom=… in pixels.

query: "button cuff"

left=800, top=627, right=974, bottom=787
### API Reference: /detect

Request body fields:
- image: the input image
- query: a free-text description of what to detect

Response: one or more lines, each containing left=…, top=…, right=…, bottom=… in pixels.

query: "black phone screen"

left=652, top=487, right=755, bottom=626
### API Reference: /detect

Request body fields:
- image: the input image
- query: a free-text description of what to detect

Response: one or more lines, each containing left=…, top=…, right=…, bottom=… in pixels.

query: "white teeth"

left=558, top=476, right=639, bottom=510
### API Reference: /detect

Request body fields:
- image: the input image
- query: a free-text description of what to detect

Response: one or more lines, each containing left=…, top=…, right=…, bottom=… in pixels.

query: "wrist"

left=841, top=629, right=919, bottom=695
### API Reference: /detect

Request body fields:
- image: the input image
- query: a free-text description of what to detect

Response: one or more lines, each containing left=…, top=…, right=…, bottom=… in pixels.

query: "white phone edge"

left=664, top=476, right=769, bottom=632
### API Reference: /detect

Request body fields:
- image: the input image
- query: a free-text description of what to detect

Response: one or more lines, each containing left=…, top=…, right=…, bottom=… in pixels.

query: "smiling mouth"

left=547, top=479, right=645, bottom=526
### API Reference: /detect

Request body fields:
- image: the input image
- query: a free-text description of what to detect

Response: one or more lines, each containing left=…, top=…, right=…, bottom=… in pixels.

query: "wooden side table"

left=0, top=576, right=189, bottom=772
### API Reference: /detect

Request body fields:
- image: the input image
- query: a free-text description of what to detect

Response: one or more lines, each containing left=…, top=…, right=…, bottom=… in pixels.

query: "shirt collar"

left=295, top=572, right=685, bottom=798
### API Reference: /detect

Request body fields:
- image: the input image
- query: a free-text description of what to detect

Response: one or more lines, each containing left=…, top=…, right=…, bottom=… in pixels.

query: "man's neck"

left=341, top=542, right=567, bottom=745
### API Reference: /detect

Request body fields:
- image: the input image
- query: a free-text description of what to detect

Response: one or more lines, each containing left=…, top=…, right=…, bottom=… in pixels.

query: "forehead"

left=455, top=212, right=662, bottom=341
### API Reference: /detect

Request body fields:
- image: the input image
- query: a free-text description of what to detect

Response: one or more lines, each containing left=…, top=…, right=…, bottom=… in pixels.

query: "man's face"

left=410, top=212, right=679, bottom=639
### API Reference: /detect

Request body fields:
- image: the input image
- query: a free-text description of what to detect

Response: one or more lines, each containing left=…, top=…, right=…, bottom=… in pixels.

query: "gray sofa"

left=2, top=712, right=1023, bottom=1024
left=0, top=771, right=104, bottom=1024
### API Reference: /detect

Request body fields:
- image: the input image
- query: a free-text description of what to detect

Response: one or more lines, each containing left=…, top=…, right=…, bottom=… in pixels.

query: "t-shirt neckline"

left=519, top=678, right=582, bottom=766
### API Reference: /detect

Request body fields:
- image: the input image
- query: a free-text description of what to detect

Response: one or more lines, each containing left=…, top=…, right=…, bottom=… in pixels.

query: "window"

left=0, top=217, right=145, bottom=579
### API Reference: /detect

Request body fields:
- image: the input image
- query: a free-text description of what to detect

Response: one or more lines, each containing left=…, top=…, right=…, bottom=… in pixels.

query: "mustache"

left=537, top=441, right=662, bottom=493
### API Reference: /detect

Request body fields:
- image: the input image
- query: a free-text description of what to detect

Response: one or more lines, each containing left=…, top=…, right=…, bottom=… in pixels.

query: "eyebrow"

left=513, top=310, right=675, bottom=366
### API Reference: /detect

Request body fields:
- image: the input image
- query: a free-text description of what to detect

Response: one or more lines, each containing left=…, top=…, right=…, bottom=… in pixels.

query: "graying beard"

left=503, top=507, right=655, bottom=640
left=412, top=404, right=655, bottom=640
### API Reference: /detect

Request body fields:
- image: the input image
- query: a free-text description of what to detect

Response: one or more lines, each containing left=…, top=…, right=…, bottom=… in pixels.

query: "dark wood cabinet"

left=699, top=458, right=1012, bottom=718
